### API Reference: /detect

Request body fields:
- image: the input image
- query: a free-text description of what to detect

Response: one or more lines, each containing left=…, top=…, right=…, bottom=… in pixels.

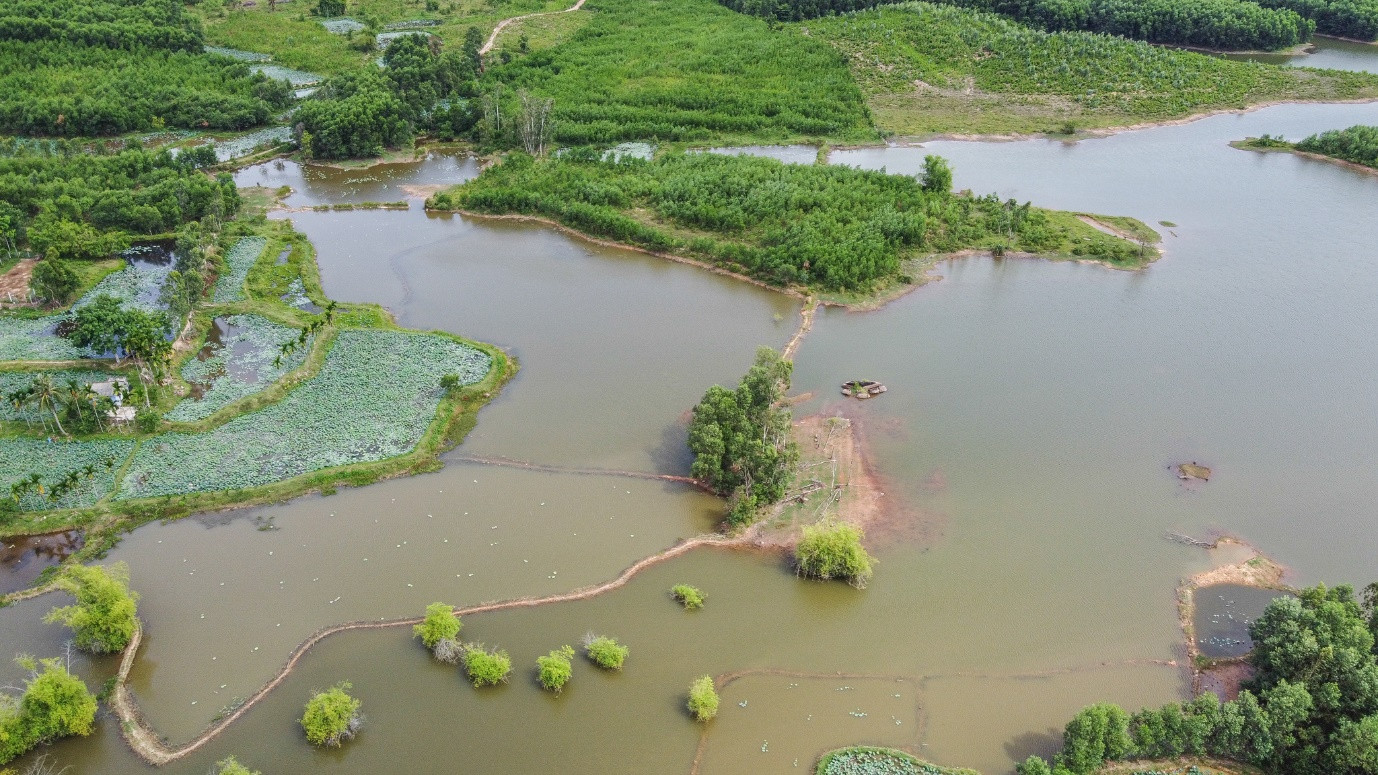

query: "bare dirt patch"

left=0, top=258, right=38, bottom=306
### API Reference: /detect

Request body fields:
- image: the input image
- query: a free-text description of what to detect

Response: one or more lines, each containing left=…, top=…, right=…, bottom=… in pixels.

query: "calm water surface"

left=9, top=95, right=1378, bottom=773
left=1219, top=36, right=1378, bottom=74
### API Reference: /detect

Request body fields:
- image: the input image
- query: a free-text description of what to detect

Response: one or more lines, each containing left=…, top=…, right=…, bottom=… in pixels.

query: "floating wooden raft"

left=840, top=380, right=887, bottom=399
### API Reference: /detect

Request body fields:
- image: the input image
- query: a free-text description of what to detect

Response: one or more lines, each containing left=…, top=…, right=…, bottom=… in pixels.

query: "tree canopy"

left=44, top=562, right=140, bottom=654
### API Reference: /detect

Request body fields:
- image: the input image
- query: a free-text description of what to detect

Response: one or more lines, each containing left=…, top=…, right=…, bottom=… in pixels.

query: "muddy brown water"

left=0, top=530, right=82, bottom=596
left=1192, top=584, right=1294, bottom=659
left=6, top=94, right=1378, bottom=773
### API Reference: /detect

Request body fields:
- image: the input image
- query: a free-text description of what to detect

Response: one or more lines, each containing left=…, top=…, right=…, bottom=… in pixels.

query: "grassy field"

left=194, top=0, right=574, bottom=74
left=802, top=3, right=1378, bottom=136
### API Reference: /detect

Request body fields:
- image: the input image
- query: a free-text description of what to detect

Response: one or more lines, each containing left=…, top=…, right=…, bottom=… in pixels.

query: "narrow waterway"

left=6, top=92, right=1378, bottom=774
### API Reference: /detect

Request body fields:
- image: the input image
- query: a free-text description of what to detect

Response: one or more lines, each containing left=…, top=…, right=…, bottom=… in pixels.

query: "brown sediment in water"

left=1174, top=536, right=1288, bottom=699
left=447, top=453, right=714, bottom=493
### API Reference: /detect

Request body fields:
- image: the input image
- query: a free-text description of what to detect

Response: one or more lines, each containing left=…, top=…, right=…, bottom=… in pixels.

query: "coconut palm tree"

left=29, top=374, right=67, bottom=436
left=64, top=379, right=93, bottom=423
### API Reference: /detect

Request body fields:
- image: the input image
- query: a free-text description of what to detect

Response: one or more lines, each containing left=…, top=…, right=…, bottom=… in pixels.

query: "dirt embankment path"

left=479, top=0, right=587, bottom=55
left=0, top=258, right=37, bottom=306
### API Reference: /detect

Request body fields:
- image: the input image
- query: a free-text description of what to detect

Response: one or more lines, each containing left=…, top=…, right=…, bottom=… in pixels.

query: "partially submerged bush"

left=536, top=646, right=575, bottom=693
left=671, top=584, right=706, bottom=610
left=0, top=656, right=98, bottom=766
left=462, top=644, right=512, bottom=687
left=795, top=521, right=875, bottom=588
left=300, top=682, right=363, bottom=747
left=412, top=602, right=461, bottom=650
left=687, top=675, right=719, bottom=722
left=44, top=563, right=139, bottom=654
left=432, top=637, right=463, bottom=665
left=582, top=634, right=628, bottom=671
left=215, top=757, right=261, bottom=775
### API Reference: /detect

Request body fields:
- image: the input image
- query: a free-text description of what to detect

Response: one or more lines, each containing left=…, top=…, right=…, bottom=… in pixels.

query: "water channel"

left=4, top=92, right=1377, bottom=774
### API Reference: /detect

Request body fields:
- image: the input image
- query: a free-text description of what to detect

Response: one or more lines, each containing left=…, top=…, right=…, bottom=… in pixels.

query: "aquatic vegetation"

left=671, top=584, right=706, bottom=610
left=795, top=521, right=875, bottom=588
left=412, top=602, right=461, bottom=649
left=211, top=126, right=294, bottom=162
left=687, top=675, right=719, bottom=722
left=0, top=318, right=87, bottom=362
left=300, top=682, right=362, bottom=747
left=536, top=645, right=575, bottom=693
left=213, top=237, right=268, bottom=303
left=462, top=644, right=513, bottom=687
left=319, top=18, right=367, bottom=34
left=213, top=757, right=261, bottom=775
left=44, top=562, right=139, bottom=654
left=250, top=64, right=323, bottom=86
left=204, top=46, right=272, bottom=62
left=74, top=257, right=174, bottom=315
left=116, top=330, right=491, bottom=498
left=0, top=438, right=134, bottom=511
left=167, top=315, right=311, bottom=423
left=582, top=634, right=628, bottom=670
left=818, top=747, right=979, bottom=774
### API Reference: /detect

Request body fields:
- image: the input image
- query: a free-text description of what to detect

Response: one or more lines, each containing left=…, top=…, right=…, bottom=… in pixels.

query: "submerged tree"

left=301, top=683, right=363, bottom=747
left=44, top=563, right=139, bottom=654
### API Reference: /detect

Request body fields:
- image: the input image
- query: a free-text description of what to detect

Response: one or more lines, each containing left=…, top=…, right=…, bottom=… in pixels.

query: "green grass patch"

left=671, top=584, right=705, bottom=610
left=484, top=0, right=877, bottom=145
left=802, top=3, right=1378, bottom=137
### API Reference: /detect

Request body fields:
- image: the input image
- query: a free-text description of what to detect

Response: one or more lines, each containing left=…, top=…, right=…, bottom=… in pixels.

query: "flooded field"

left=1193, top=584, right=1293, bottom=659
left=6, top=92, right=1378, bottom=774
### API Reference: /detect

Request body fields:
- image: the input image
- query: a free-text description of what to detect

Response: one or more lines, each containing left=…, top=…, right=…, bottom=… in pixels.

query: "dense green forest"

left=1256, top=0, right=1378, bottom=40
left=1022, top=583, right=1378, bottom=775
left=0, top=142, right=239, bottom=259
left=429, top=151, right=1145, bottom=294
left=1295, top=124, right=1378, bottom=167
left=806, top=3, right=1378, bottom=135
left=482, top=0, right=876, bottom=144
left=724, top=0, right=1314, bottom=50
left=0, top=0, right=288, bottom=136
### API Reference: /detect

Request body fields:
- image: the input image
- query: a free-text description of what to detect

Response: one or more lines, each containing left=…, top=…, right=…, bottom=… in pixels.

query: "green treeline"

left=1023, top=582, right=1378, bottom=775
left=688, top=347, right=798, bottom=524
left=0, top=0, right=288, bottom=136
left=483, top=0, right=875, bottom=144
left=0, top=142, right=239, bottom=259
left=724, top=0, right=1315, bottom=49
left=1296, top=124, right=1378, bottom=168
left=296, top=34, right=479, bottom=159
left=1256, top=0, right=1378, bottom=40
left=431, top=150, right=1143, bottom=292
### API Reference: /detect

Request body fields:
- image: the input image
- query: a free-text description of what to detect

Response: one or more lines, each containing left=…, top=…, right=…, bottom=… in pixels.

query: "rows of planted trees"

left=1021, top=582, right=1378, bottom=775
left=0, top=0, right=290, bottom=136
left=723, top=0, right=1318, bottom=49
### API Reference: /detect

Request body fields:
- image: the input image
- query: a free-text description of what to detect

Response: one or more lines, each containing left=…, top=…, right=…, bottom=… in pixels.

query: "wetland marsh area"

left=4, top=92, right=1378, bottom=773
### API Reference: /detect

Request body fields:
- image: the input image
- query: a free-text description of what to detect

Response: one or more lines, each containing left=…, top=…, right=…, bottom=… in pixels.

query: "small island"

left=1233, top=125, right=1378, bottom=174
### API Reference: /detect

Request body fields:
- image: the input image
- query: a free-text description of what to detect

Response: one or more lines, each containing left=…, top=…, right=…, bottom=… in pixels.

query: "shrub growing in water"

left=214, top=757, right=261, bottom=775
left=536, top=646, right=575, bottom=693
left=412, top=602, right=461, bottom=650
left=671, top=584, right=706, bottom=610
left=583, top=634, right=628, bottom=670
left=44, top=563, right=139, bottom=654
left=0, top=656, right=98, bottom=766
left=795, top=521, right=875, bottom=588
left=687, top=675, right=719, bottom=722
left=300, top=682, right=362, bottom=747
left=462, top=644, right=512, bottom=687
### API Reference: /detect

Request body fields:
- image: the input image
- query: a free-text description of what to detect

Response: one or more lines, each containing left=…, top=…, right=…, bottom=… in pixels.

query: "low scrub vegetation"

left=462, top=644, right=513, bottom=687
left=413, top=602, right=461, bottom=651
left=582, top=634, right=628, bottom=671
left=672, top=584, right=706, bottom=610
left=795, top=521, right=875, bottom=588
left=1024, top=582, right=1378, bottom=775
left=687, top=675, right=720, bottom=722
left=214, top=757, right=261, bottom=775
left=44, top=562, right=139, bottom=654
left=300, top=682, right=363, bottom=747
left=536, top=645, right=575, bottom=693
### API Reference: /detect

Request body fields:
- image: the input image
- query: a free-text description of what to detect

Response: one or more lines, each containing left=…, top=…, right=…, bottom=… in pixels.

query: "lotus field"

left=0, top=438, right=135, bottom=511
left=117, top=330, right=491, bottom=498
left=213, top=237, right=268, bottom=302
left=166, top=315, right=312, bottom=422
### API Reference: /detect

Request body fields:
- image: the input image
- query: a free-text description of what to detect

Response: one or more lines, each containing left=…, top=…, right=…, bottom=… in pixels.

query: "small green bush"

left=671, top=584, right=705, bottom=610
left=795, top=521, right=875, bottom=588
left=687, top=675, right=719, bottom=722
left=583, top=634, right=628, bottom=670
left=536, top=645, right=575, bottom=693
left=462, top=644, right=512, bottom=687
left=300, top=682, right=362, bottom=747
left=412, top=602, right=461, bottom=650
left=215, top=757, right=261, bottom=775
